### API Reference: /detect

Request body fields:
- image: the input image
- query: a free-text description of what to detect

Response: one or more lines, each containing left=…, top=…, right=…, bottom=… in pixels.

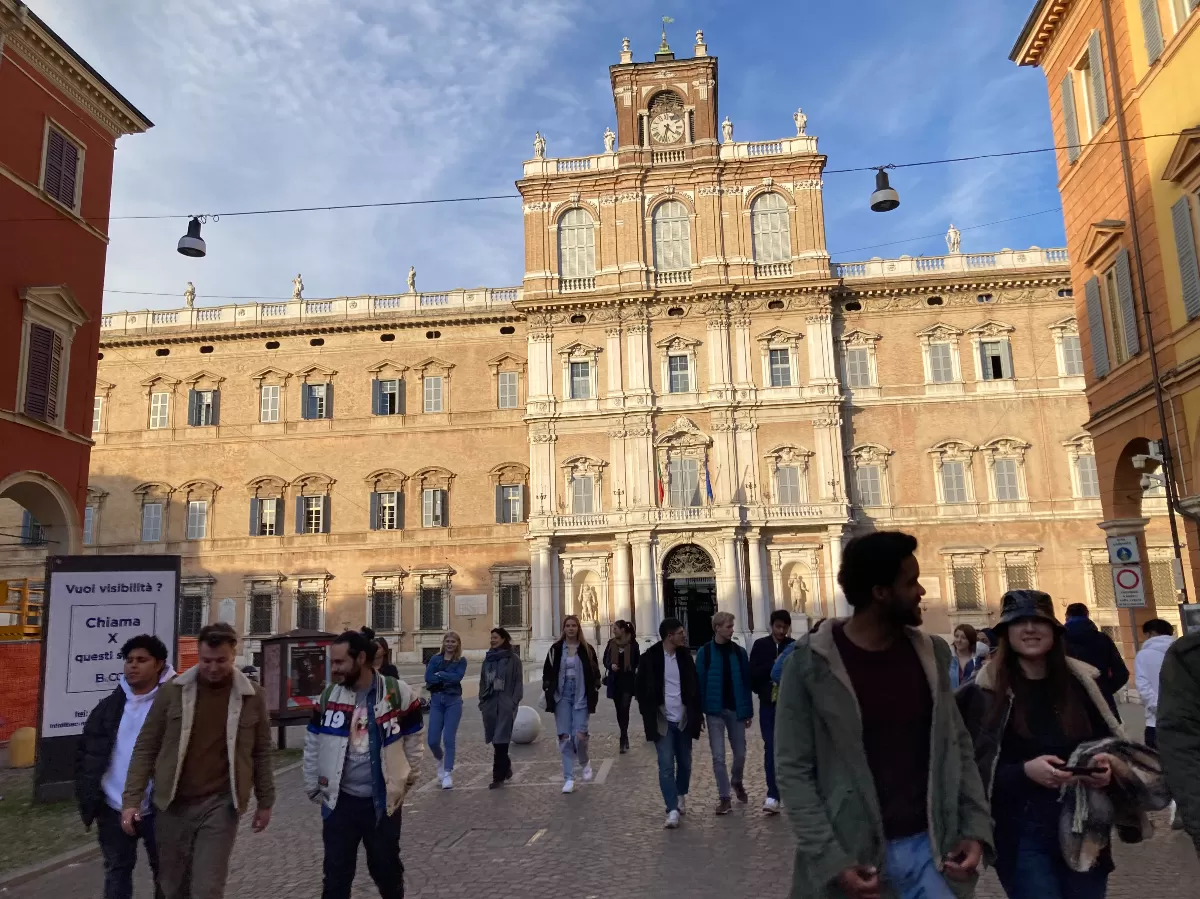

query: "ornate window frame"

left=940, top=547, right=990, bottom=619
left=247, top=475, right=288, bottom=537
left=413, top=356, right=454, bottom=414
left=93, top=378, right=114, bottom=437
left=756, top=327, right=802, bottom=395
left=411, top=566, right=455, bottom=653
left=251, top=366, right=292, bottom=425
left=929, top=440, right=977, bottom=513
left=183, top=370, right=225, bottom=429
left=655, top=416, right=713, bottom=505
left=367, top=359, right=409, bottom=417
left=293, top=472, right=335, bottom=535
left=413, top=467, right=454, bottom=528
left=1063, top=433, right=1102, bottom=507
left=179, top=479, right=220, bottom=541
left=1049, top=316, right=1086, bottom=386
left=967, top=320, right=1017, bottom=392
left=141, top=373, right=181, bottom=432
left=178, top=576, right=214, bottom=636
left=649, top=196, right=694, bottom=279
left=917, top=323, right=964, bottom=395
left=295, top=364, right=338, bottom=422
left=655, top=334, right=702, bottom=403
left=839, top=328, right=881, bottom=399
left=134, top=481, right=174, bottom=543
left=980, top=437, right=1031, bottom=511
left=763, top=443, right=814, bottom=505
left=363, top=568, right=407, bottom=636
left=847, top=443, right=893, bottom=510
left=243, top=573, right=286, bottom=639
left=366, top=468, right=408, bottom=531
left=555, top=206, right=598, bottom=292
left=561, top=455, right=607, bottom=514
left=558, top=340, right=602, bottom=406
left=490, top=462, right=529, bottom=524
left=291, top=572, right=332, bottom=631
left=748, top=189, right=794, bottom=274
left=997, top=546, right=1042, bottom=592
left=15, top=285, right=87, bottom=430
left=487, top=352, right=527, bottom=411
left=492, top=564, right=532, bottom=636
left=83, top=485, right=108, bottom=546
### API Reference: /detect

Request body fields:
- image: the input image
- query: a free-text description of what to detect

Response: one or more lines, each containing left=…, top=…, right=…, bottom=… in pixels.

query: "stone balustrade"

left=719, top=135, right=818, bottom=159
left=833, top=247, right=1069, bottom=280
left=523, top=152, right=619, bottom=178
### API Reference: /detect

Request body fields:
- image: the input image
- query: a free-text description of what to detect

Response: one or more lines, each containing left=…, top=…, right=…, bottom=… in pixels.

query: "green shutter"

left=1085, top=276, right=1111, bottom=378
left=1088, top=31, right=1109, bottom=125
left=1171, top=195, right=1200, bottom=321
left=1141, top=0, right=1164, bottom=63
left=1114, top=249, right=1140, bottom=357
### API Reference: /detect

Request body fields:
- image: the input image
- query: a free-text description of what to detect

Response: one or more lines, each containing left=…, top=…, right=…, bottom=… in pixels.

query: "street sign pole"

left=1106, top=536, right=1146, bottom=655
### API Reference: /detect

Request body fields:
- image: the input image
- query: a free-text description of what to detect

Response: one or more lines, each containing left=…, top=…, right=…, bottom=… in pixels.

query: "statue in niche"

left=721, top=116, right=733, bottom=143
left=578, top=584, right=599, bottom=622
left=533, top=131, right=546, bottom=159
left=292, top=273, right=304, bottom=300
left=603, top=127, right=616, bottom=153
left=184, top=281, right=196, bottom=308
left=946, top=223, right=962, bottom=255
left=793, top=107, right=807, bottom=136
left=787, top=571, right=810, bottom=614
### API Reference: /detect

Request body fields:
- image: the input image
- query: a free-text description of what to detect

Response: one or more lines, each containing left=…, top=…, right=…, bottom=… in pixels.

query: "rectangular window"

left=499, top=485, right=522, bottom=523
left=856, top=465, right=883, bottom=507
left=423, top=376, right=443, bottom=412
left=1005, top=561, right=1036, bottom=591
left=149, top=392, right=170, bottom=429
left=845, top=347, right=871, bottom=388
left=980, top=341, right=1009, bottom=380
left=776, top=465, right=801, bottom=505
left=260, top=385, right=280, bottom=422
left=941, top=461, right=969, bottom=504
left=571, top=476, right=594, bottom=515
left=83, top=505, right=96, bottom=545
left=20, top=510, right=45, bottom=546
left=249, top=593, right=274, bottom=635
left=1061, top=335, right=1084, bottom=376
left=498, top=371, right=519, bottom=409
left=178, top=594, right=205, bottom=637
left=769, top=348, right=792, bottom=387
left=1076, top=33, right=1109, bottom=139
left=422, top=488, right=446, bottom=527
left=1091, top=562, right=1117, bottom=608
left=93, top=397, right=103, bottom=433
left=953, top=566, right=983, bottom=611
left=304, top=495, right=324, bottom=534
left=186, top=500, right=208, bottom=540
left=371, top=589, right=397, bottom=631
left=1104, top=266, right=1131, bottom=365
left=993, top=459, right=1021, bottom=501
left=498, top=583, right=524, bottom=627
left=420, top=587, right=445, bottom=630
left=570, top=361, right=592, bottom=399
left=308, top=384, right=328, bottom=420
left=42, top=126, right=81, bottom=209
left=191, top=390, right=215, bottom=426
left=296, top=592, right=322, bottom=630
left=668, top=459, right=701, bottom=508
left=668, top=355, right=691, bottom=393
left=141, top=503, right=163, bottom=542
left=377, top=491, right=399, bottom=530
left=378, top=379, right=402, bottom=415
left=929, top=343, right=955, bottom=383
left=257, top=497, right=278, bottom=536
left=1077, top=454, right=1100, bottom=498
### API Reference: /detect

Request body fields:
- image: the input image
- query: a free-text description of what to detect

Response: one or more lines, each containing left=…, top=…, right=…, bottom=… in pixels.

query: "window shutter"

left=1141, top=0, right=1164, bottom=63
left=1002, top=341, right=1015, bottom=379
left=371, top=379, right=382, bottom=415
left=44, top=129, right=64, bottom=198
left=369, top=491, right=380, bottom=530
left=300, top=384, right=312, bottom=420
left=295, top=495, right=304, bottom=534
left=21, top=509, right=33, bottom=544
left=321, top=494, right=331, bottom=533
left=45, top=330, right=62, bottom=422
left=397, top=491, right=405, bottom=530
left=249, top=498, right=259, bottom=536
left=187, top=389, right=198, bottom=426
left=211, top=390, right=221, bottom=425
left=1061, top=74, right=1081, bottom=164
left=1085, top=276, right=1111, bottom=378
left=495, top=486, right=503, bottom=523
left=978, top=343, right=989, bottom=380
left=324, top=382, right=334, bottom=418
left=1114, top=249, right=1140, bottom=357
left=1171, top=196, right=1200, bottom=321
left=1088, top=31, right=1109, bottom=125
left=60, top=139, right=78, bottom=208
left=397, top=379, right=406, bottom=415
left=436, top=489, right=447, bottom=527
left=515, top=487, right=524, bottom=522
left=523, top=485, right=530, bottom=522
left=22, top=324, right=57, bottom=422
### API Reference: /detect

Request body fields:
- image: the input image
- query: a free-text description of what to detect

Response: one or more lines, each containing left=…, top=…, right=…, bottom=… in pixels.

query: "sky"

left=31, top=0, right=1066, bottom=312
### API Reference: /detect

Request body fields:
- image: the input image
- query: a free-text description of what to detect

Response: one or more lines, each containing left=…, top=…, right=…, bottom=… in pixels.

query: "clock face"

left=650, top=111, right=685, bottom=144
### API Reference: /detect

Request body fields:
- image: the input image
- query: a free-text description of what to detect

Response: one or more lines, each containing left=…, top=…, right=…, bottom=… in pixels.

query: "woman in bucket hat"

left=957, top=590, right=1122, bottom=899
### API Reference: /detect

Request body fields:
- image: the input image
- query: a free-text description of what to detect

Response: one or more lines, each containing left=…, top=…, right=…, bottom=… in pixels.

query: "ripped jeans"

left=554, top=676, right=590, bottom=780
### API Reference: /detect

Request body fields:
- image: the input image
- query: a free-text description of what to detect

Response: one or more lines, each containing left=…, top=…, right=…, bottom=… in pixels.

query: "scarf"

left=607, top=636, right=633, bottom=672
left=482, top=647, right=511, bottom=696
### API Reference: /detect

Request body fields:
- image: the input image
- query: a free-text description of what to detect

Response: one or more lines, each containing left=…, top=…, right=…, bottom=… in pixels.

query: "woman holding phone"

left=957, top=590, right=1122, bottom=898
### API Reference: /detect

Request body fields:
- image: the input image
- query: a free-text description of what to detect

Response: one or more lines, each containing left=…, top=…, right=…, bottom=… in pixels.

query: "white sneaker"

left=664, top=810, right=680, bottom=829
left=677, top=795, right=687, bottom=816
left=562, top=778, right=575, bottom=794
left=582, top=764, right=594, bottom=782
left=435, top=761, right=446, bottom=780
left=763, top=797, right=780, bottom=815
left=440, top=773, right=453, bottom=790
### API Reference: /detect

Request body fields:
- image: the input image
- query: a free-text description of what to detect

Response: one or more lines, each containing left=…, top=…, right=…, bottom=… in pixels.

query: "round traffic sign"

left=1115, top=568, right=1141, bottom=590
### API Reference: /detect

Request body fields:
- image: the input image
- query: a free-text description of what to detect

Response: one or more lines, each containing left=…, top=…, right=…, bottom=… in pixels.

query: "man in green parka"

left=1158, top=630, right=1200, bottom=857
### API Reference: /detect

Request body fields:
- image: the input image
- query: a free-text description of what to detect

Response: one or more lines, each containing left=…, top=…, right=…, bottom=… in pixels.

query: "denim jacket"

left=424, top=654, right=467, bottom=697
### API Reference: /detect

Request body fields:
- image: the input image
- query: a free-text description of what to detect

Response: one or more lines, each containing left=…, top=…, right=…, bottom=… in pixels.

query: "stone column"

left=806, top=308, right=838, bottom=386
left=605, top=326, right=624, bottom=400
left=827, top=527, right=850, bottom=617
left=706, top=313, right=733, bottom=392
left=747, top=531, right=771, bottom=638
left=549, top=542, right=561, bottom=630
left=732, top=316, right=753, bottom=387
left=632, top=536, right=657, bottom=643
left=530, top=540, right=554, bottom=652
left=717, top=532, right=747, bottom=639
left=613, top=538, right=633, bottom=623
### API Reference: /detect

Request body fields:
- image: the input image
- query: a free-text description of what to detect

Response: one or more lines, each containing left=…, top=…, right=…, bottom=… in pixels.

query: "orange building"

left=0, top=1, right=151, bottom=553
left=1012, top=0, right=1200, bottom=631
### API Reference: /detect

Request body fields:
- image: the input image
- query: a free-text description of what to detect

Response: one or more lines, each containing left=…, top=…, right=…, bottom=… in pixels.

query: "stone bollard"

left=511, top=705, right=542, bottom=744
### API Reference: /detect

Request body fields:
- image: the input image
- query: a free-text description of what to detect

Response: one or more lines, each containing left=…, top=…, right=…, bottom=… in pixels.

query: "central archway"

left=661, top=544, right=716, bottom=648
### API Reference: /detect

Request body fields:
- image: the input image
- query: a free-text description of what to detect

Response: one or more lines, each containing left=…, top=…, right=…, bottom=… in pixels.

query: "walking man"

left=635, top=617, right=702, bottom=829
left=749, top=609, right=794, bottom=815
left=1158, top=630, right=1200, bottom=857
left=123, top=623, right=274, bottom=899
left=305, top=630, right=424, bottom=899
left=76, top=634, right=173, bottom=899
left=1063, top=602, right=1129, bottom=717
left=775, top=531, right=992, bottom=898
left=695, top=611, right=754, bottom=814
left=1136, top=618, right=1182, bottom=829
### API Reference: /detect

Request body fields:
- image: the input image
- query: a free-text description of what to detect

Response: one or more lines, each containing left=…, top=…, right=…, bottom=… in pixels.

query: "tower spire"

left=655, top=15, right=675, bottom=61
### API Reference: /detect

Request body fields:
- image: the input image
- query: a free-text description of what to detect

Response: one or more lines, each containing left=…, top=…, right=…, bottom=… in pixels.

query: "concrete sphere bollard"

left=511, top=704, right=542, bottom=744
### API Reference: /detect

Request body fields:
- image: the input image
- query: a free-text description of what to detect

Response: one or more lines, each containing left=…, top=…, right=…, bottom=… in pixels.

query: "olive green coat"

left=1157, top=631, right=1200, bottom=856
left=774, top=622, right=994, bottom=899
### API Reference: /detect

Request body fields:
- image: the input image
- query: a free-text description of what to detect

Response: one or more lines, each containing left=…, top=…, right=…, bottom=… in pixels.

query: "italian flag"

left=656, top=461, right=666, bottom=505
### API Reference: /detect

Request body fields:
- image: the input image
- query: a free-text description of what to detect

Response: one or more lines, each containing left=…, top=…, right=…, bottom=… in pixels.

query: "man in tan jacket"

left=123, top=623, right=275, bottom=899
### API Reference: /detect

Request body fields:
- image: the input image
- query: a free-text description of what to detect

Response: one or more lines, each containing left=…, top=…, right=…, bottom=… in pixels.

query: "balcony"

left=719, top=135, right=818, bottom=160
left=523, top=152, right=618, bottom=178
left=833, top=247, right=1069, bottom=280
left=559, top=277, right=595, bottom=293
left=755, top=262, right=793, bottom=279
left=654, top=270, right=692, bottom=287
left=652, top=149, right=686, bottom=165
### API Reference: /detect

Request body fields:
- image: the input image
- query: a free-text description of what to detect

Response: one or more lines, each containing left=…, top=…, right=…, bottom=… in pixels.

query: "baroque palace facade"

left=4, top=32, right=1180, bottom=661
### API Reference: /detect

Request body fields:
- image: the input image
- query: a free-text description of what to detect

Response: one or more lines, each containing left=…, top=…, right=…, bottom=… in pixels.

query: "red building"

left=0, top=1, right=151, bottom=552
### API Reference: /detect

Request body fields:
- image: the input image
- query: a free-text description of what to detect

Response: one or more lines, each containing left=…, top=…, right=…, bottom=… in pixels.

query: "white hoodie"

left=1134, top=635, right=1175, bottom=728
left=101, top=665, right=176, bottom=812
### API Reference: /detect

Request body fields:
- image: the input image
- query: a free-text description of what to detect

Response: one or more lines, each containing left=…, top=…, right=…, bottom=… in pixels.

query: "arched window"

left=751, top=192, right=790, bottom=264
left=558, top=209, right=595, bottom=285
left=653, top=200, right=691, bottom=272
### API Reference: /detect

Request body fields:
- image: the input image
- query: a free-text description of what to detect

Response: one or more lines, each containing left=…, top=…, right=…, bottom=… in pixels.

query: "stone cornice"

left=1010, top=0, right=1074, bottom=67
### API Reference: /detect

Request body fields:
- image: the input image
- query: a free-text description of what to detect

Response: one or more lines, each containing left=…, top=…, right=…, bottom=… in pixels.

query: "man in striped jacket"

left=304, top=630, right=423, bottom=899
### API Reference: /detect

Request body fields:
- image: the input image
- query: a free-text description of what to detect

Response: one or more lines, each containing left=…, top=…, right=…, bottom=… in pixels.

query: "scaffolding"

left=0, top=579, right=43, bottom=640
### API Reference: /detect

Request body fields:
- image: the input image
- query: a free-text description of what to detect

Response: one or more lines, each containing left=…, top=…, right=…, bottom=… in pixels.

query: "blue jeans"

left=426, top=691, right=462, bottom=773
left=995, top=817, right=1109, bottom=899
left=554, top=677, right=590, bottom=779
left=705, top=709, right=747, bottom=800
left=884, top=833, right=955, bottom=899
left=655, top=720, right=693, bottom=813
left=760, top=703, right=778, bottom=800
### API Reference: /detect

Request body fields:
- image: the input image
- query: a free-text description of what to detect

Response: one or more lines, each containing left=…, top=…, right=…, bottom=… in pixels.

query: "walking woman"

left=479, top=627, right=523, bottom=789
left=426, top=631, right=467, bottom=790
left=958, top=590, right=1121, bottom=898
left=603, top=620, right=640, bottom=753
left=543, top=615, right=600, bottom=793
left=950, top=623, right=981, bottom=688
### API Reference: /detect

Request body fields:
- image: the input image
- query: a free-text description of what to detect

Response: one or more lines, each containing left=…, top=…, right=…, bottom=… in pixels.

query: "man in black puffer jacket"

left=1063, top=603, right=1129, bottom=718
left=75, top=634, right=172, bottom=899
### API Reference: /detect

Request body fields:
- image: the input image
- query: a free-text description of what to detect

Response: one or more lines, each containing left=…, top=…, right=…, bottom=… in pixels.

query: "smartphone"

left=1054, top=764, right=1106, bottom=776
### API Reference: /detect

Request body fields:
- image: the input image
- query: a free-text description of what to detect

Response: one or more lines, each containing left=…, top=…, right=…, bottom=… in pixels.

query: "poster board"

left=35, top=555, right=179, bottom=802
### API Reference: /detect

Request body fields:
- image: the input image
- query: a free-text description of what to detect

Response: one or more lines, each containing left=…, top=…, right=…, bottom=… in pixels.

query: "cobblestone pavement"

left=4, top=700, right=1197, bottom=898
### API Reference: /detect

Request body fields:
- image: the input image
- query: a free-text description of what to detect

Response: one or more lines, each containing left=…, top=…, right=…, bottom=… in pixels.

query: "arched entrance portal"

left=662, top=544, right=716, bottom=648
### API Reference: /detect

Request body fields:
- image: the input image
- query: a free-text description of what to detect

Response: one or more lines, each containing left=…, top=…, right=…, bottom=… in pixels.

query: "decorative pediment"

left=95, top=378, right=115, bottom=396
left=755, top=327, right=802, bottom=345
left=1063, top=432, right=1096, bottom=455
left=916, top=322, right=962, bottom=341
left=929, top=439, right=975, bottom=461
left=981, top=436, right=1030, bottom=460
left=1163, top=127, right=1200, bottom=189
left=412, top=356, right=455, bottom=375
left=655, top=416, right=712, bottom=448
left=487, top=352, right=527, bottom=372
left=557, top=340, right=602, bottom=358
left=20, top=285, right=89, bottom=329
left=561, top=455, right=607, bottom=478
left=412, top=466, right=454, bottom=489
left=139, top=373, right=181, bottom=393
left=839, top=328, right=881, bottom=346
left=183, top=370, right=227, bottom=387
left=366, top=359, right=409, bottom=376
left=133, top=481, right=174, bottom=498
left=1082, top=219, right=1126, bottom=267
left=849, top=443, right=893, bottom=466
left=250, top=366, right=292, bottom=383
left=364, top=468, right=407, bottom=491
left=489, top=462, right=529, bottom=485
left=179, top=479, right=221, bottom=499
left=967, top=320, right=1015, bottom=338
left=764, top=443, right=814, bottom=467
left=295, top=364, right=338, bottom=382
left=86, top=485, right=109, bottom=502
left=654, top=334, right=703, bottom=352
left=246, top=475, right=289, bottom=496
left=1049, top=315, right=1079, bottom=335
left=293, top=472, right=335, bottom=494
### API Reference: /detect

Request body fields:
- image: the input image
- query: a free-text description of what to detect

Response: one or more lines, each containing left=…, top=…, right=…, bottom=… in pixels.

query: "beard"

left=337, top=662, right=362, bottom=686
left=888, top=599, right=923, bottom=628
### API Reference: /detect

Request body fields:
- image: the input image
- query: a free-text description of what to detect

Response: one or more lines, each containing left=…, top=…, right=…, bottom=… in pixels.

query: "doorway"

left=662, top=544, right=717, bottom=648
